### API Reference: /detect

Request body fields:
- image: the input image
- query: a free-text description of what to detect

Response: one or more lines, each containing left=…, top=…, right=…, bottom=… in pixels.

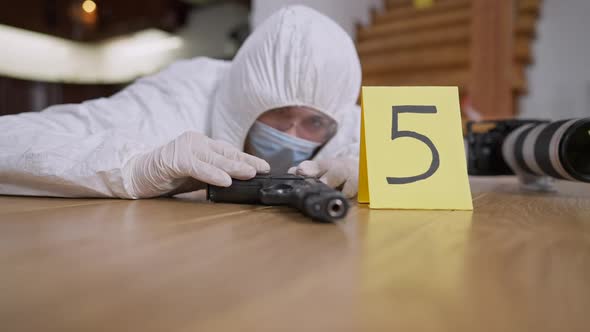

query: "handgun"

left=207, top=174, right=349, bottom=223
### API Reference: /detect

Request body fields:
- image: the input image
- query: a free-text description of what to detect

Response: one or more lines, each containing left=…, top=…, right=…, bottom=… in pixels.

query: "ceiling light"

left=82, top=0, right=97, bottom=14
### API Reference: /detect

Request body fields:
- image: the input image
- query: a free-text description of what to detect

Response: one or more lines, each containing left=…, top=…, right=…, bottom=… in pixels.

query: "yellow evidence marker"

left=358, top=86, right=473, bottom=210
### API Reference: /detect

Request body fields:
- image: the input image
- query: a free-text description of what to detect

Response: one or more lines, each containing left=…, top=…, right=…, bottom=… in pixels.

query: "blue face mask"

left=246, top=121, right=322, bottom=173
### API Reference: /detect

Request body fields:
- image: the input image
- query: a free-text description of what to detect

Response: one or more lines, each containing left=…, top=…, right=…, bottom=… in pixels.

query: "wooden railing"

left=357, top=0, right=541, bottom=119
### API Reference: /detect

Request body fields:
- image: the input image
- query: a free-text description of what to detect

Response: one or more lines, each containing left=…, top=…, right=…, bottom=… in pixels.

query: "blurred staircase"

left=356, top=0, right=542, bottom=119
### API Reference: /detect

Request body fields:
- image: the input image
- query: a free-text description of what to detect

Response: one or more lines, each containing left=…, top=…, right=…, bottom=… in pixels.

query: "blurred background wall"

left=0, top=0, right=251, bottom=115
left=519, top=0, right=590, bottom=120
left=1, top=0, right=588, bottom=121
left=251, top=0, right=383, bottom=37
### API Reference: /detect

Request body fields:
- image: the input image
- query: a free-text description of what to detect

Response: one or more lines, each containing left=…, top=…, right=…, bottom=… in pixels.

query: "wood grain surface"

left=1, top=177, right=589, bottom=332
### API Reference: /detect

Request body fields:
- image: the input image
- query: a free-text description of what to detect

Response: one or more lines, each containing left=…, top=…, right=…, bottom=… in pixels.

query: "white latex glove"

left=288, top=158, right=358, bottom=198
left=124, top=131, right=270, bottom=198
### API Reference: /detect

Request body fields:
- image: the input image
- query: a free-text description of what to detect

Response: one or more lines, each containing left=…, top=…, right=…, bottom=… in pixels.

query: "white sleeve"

left=0, top=129, right=149, bottom=198
left=0, top=58, right=225, bottom=198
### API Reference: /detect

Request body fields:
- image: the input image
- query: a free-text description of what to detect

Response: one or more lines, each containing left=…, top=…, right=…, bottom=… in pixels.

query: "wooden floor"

left=0, top=177, right=589, bottom=332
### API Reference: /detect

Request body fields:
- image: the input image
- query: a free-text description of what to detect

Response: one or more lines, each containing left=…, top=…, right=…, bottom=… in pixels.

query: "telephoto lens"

left=502, top=119, right=590, bottom=182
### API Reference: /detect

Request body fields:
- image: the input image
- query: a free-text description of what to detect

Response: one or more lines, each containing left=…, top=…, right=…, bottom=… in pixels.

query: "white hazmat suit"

left=0, top=5, right=362, bottom=198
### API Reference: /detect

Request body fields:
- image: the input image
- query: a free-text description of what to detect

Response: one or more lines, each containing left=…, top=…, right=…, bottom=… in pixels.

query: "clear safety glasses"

left=257, top=106, right=337, bottom=144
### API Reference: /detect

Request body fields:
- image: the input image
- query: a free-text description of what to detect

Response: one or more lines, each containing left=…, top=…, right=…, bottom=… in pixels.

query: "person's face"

left=256, top=106, right=337, bottom=144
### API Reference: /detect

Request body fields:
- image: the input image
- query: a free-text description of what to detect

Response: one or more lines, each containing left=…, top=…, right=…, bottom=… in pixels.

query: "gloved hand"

left=124, top=131, right=270, bottom=198
left=288, top=157, right=359, bottom=198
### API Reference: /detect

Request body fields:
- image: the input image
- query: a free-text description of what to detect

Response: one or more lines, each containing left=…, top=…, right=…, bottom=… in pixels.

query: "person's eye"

left=310, top=117, right=325, bottom=128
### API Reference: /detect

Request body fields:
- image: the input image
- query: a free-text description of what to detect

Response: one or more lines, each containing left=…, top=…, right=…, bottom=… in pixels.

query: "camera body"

left=466, top=118, right=590, bottom=187
left=466, top=119, right=547, bottom=176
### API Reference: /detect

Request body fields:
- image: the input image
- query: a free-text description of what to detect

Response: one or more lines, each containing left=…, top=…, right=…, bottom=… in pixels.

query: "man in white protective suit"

left=0, top=5, right=361, bottom=199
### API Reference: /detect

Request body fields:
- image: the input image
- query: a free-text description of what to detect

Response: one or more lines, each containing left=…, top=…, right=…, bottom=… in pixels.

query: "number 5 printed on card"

left=358, top=87, right=473, bottom=210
